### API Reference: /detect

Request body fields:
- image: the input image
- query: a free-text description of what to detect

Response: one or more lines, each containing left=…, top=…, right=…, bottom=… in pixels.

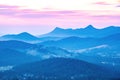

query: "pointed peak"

left=85, top=25, right=96, bottom=29
left=52, top=27, right=64, bottom=32
left=54, top=27, right=63, bottom=30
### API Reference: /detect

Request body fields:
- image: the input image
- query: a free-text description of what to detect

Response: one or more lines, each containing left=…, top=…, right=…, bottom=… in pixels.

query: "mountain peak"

left=51, top=27, right=64, bottom=33
left=85, top=25, right=96, bottom=29
left=18, top=32, right=37, bottom=38
left=1, top=32, right=39, bottom=41
left=54, top=27, right=63, bottom=30
left=18, top=32, right=31, bottom=36
left=17, top=32, right=38, bottom=39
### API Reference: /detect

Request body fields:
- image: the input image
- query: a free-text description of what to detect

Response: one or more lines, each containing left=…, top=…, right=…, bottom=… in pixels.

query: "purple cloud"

left=0, top=4, right=120, bottom=29
left=116, top=5, right=120, bottom=7
left=0, top=4, right=120, bottom=21
left=17, top=10, right=88, bottom=18
left=0, top=4, right=20, bottom=16
left=92, top=15, right=120, bottom=19
left=93, top=2, right=111, bottom=5
left=0, top=5, right=89, bottom=18
left=0, top=4, right=19, bottom=8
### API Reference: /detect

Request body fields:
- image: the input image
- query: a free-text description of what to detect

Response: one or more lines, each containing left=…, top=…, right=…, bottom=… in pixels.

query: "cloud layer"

left=0, top=1, right=120, bottom=35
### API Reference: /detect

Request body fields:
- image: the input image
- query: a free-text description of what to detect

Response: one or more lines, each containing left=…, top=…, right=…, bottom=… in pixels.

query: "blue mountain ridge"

left=41, top=25, right=120, bottom=38
left=1, top=58, right=117, bottom=80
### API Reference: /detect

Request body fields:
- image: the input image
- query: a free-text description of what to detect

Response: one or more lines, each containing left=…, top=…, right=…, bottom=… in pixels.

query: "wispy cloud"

left=0, top=4, right=19, bottom=8
left=92, top=15, right=120, bottom=19
left=0, top=5, right=89, bottom=19
left=75, top=45, right=109, bottom=53
left=0, top=66, right=13, bottom=72
left=116, top=5, right=120, bottom=7
left=0, top=4, right=120, bottom=20
left=0, top=5, right=19, bottom=15
left=93, top=1, right=111, bottom=5
left=0, top=4, right=120, bottom=35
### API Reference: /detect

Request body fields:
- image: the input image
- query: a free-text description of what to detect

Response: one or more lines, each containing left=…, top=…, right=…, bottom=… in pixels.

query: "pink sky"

left=0, top=0, right=120, bottom=35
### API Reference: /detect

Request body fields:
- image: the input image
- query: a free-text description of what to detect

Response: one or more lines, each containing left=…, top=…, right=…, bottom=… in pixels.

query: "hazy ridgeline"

left=0, top=25, right=120, bottom=80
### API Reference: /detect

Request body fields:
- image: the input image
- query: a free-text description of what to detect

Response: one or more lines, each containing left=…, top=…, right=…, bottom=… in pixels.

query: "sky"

left=0, top=0, right=120, bottom=35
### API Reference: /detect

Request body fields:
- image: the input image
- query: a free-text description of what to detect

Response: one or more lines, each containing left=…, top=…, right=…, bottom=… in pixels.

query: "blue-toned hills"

left=0, top=32, right=39, bottom=42
left=41, top=25, right=120, bottom=38
left=2, top=58, right=117, bottom=80
left=0, top=40, right=72, bottom=66
left=40, top=33, right=120, bottom=50
left=0, top=25, right=120, bottom=80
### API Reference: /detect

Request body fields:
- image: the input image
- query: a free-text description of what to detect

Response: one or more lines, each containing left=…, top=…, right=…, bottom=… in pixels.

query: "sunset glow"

left=0, top=0, right=120, bottom=35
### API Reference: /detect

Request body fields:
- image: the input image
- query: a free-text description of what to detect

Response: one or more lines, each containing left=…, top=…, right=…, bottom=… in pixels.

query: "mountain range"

left=0, top=40, right=73, bottom=66
left=40, top=33, right=120, bottom=50
left=1, top=58, right=118, bottom=80
left=0, top=32, right=39, bottom=42
left=0, top=25, right=120, bottom=43
left=41, top=25, right=120, bottom=38
left=0, top=25, right=120, bottom=80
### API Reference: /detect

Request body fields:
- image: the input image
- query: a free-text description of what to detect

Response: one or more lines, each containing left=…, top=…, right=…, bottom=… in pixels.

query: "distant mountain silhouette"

left=0, top=32, right=39, bottom=42
left=1, top=25, right=120, bottom=42
left=40, top=33, right=120, bottom=50
left=84, top=25, right=97, bottom=30
left=41, top=25, right=120, bottom=38
left=40, top=37, right=97, bottom=50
